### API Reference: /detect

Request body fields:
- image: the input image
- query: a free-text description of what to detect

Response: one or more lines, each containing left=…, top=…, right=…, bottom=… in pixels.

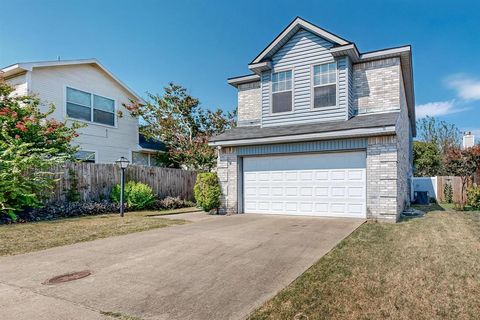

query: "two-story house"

left=1, top=59, right=165, bottom=164
left=210, top=17, right=415, bottom=222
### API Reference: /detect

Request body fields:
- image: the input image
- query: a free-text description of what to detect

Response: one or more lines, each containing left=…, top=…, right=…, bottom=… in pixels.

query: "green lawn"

left=0, top=208, right=194, bottom=256
left=250, top=205, right=480, bottom=320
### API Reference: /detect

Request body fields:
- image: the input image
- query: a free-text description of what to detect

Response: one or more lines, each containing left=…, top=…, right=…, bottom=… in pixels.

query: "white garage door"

left=243, top=151, right=366, bottom=218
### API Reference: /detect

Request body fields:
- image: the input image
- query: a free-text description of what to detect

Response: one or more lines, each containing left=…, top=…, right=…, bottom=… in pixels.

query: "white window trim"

left=310, top=62, right=338, bottom=110
left=75, top=149, right=97, bottom=163
left=270, top=68, right=295, bottom=115
left=64, top=85, right=117, bottom=128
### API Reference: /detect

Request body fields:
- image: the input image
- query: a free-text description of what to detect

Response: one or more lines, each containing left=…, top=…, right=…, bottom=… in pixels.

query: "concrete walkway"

left=0, top=213, right=364, bottom=320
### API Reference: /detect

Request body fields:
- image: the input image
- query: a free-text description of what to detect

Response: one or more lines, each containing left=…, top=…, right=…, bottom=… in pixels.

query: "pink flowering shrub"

left=0, top=76, right=83, bottom=221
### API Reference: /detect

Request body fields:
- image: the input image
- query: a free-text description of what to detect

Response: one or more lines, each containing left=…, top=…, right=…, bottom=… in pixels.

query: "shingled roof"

left=210, top=112, right=399, bottom=145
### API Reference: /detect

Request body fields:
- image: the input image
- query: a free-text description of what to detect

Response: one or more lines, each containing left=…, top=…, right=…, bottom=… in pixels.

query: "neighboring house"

left=210, top=17, right=415, bottom=222
left=1, top=59, right=164, bottom=164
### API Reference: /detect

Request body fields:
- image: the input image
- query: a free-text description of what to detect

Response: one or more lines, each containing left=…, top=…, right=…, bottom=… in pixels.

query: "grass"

left=250, top=205, right=480, bottom=320
left=0, top=208, right=192, bottom=256
left=143, top=206, right=201, bottom=216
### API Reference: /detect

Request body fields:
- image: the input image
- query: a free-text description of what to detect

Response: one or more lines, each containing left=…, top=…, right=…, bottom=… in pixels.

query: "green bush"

left=194, top=172, right=221, bottom=212
left=111, top=181, right=155, bottom=210
left=444, top=183, right=453, bottom=204
left=467, top=186, right=480, bottom=209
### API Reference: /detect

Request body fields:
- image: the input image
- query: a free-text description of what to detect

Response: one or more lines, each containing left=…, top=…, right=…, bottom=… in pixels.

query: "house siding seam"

left=261, top=29, right=347, bottom=127
left=353, top=57, right=401, bottom=115
left=237, top=81, right=261, bottom=127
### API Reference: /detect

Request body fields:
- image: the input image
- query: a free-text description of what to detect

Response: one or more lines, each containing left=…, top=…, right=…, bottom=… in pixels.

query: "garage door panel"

left=243, top=152, right=366, bottom=218
left=331, top=170, right=346, bottom=180
left=315, top=171, right=329, bottom=181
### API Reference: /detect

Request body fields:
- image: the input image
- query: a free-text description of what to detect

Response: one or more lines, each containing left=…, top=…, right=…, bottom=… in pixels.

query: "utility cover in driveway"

left=243, top=151, right=367, bottom=218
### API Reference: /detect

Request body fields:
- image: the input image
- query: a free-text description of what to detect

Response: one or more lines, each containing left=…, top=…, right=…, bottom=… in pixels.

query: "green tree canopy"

left=413, top=141, right=442, bottom=177
left=125, top=83, right=236, bottom=171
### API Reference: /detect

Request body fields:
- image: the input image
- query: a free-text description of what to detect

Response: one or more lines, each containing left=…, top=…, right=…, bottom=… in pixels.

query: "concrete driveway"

left=0, top=213, right=364, bottom=320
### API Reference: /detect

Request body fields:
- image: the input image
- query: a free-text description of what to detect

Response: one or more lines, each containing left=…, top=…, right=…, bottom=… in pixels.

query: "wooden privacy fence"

left=49, top=162, right=197, bottom=202
left=436, top=176, right=473, bottom=203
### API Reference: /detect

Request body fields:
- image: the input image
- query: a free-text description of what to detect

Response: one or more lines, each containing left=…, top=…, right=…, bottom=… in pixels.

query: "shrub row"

left=0, top=195, right=195, bottom=225
left=4, top=200, right=121, bottom=224
left=1, top=174, right=222, bottom=224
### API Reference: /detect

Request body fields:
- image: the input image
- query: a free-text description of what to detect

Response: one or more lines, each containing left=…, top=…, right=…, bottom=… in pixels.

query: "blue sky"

left=1, top=0, right=480, bottom=138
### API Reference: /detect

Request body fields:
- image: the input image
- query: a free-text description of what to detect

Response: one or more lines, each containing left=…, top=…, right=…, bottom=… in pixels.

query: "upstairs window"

left=271, top=70, right=292, bottom=113
left=313, top=62, right=337, bottom=108
left=66, top=87, right=115, bottom=126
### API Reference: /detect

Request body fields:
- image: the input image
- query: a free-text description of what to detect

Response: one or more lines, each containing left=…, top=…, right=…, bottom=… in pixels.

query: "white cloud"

left=446, top=74, right=480, bottom=100
left=415, top=100, right=464, bottom=119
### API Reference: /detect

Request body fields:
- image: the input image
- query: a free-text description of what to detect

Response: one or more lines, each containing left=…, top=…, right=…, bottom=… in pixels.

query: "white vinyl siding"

left=5, top=73, right=28, bottom=96
left=30, top=64, right=139, bottom=164
left=243, top=152, right=366, bottom=218
left=66, top=87, right=115, bottom=126
left=261, top=29, right=348, bottom=127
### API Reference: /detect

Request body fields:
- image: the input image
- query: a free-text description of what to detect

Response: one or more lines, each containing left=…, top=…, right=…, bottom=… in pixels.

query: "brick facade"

left=366, top=136, right=399, bottom=221
left=217, top=147, right=238, bottom=214
left=353, top=58, right=401, bottom=115
left=237, top=82, right=261, bottom=127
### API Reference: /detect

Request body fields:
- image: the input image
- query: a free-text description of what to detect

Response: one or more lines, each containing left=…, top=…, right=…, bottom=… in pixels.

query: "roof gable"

left=250, top=17, right=350, bottom=65
left=270, top=28, right=335, bottom=66
left=1, top=59, right=143, bottom=103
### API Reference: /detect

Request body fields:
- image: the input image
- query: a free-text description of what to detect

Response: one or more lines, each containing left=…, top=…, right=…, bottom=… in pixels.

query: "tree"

left=125, top=83, right=236, bottom=170
left=443, top=146, right=480, bottom=208
left=417, top=116, right=461, bottom=153
left=413, top=141, right=442, bottom=176
left=0, top=77, right=81, bottom=221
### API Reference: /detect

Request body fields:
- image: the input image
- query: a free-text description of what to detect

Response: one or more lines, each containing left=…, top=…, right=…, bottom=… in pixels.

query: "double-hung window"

left=313, top=62, right=337, bottom=108
left=66, top=87, right=115, bottom=126
left=271, top=70, right=292, bottom=113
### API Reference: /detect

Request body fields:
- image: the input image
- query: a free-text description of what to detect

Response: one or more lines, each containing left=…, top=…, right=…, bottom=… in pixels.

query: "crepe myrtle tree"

left=443, top=145, right=480, bottom=209
left=0, top=76, right=82, bottom=221
left=124, top=83, right=236, bottom=171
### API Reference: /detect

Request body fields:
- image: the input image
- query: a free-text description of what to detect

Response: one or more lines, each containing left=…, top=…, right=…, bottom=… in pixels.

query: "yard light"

left=115, top=156, right=130, bottom=217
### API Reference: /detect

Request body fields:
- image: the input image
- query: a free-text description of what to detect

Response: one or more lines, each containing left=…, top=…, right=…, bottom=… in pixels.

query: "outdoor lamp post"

left=115, top=156, right=130, bottom=217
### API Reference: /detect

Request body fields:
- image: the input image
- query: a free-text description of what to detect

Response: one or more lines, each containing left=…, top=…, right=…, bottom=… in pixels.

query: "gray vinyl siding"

left=237, top=137, right=367, bottom=156
left=261, top=29, right=347, bottom=127
left=347, top=57, right=355, bottom=118
left=337, top=57, right=348, bottom=119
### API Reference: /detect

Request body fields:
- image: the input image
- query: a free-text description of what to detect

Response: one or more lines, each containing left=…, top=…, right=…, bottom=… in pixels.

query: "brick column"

left=366, top=135, right=399, bottom=222
left=217, top=147, right=238, bottom=214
